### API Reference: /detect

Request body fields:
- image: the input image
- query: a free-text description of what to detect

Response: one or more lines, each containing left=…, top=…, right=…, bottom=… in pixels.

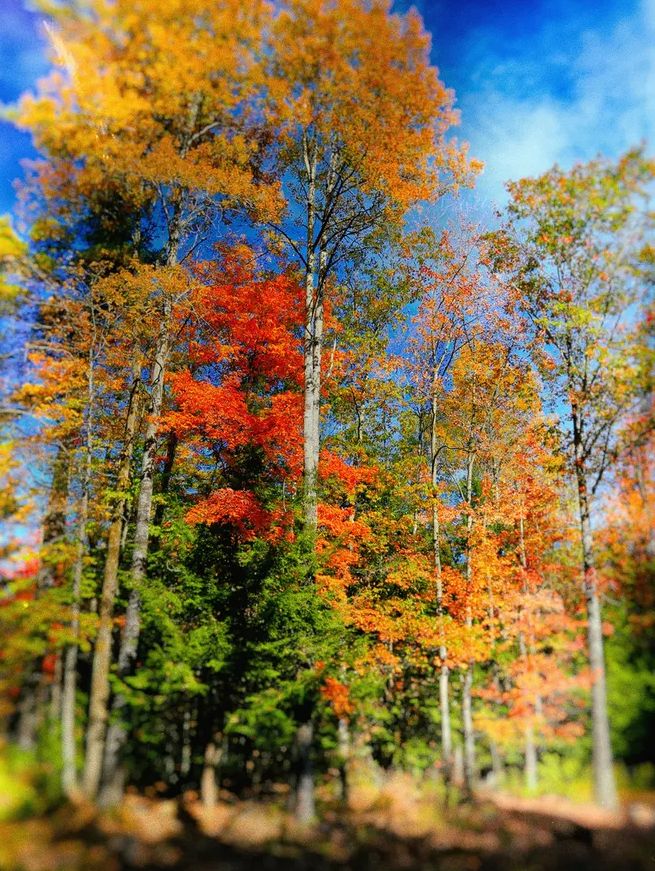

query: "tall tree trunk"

left=489, top=739, right=504, bottom=785
left=61, top=352, right=94, bottom=796
left=38, top=440, right=71, bottom=588
left=16, top=440, right=72, bottom=750
left=61, top=487, right=88, bottom=795
left=294, top=721, right=316, bottom=824
left=518, top=513, right=538, bottom=791
left=201, top=739, right=221, bottom=809
left=462, top=450, right=476, bottom=796
left=431, top=392, right=452, bottom=774
left=461, top=667, right=476, bottom=795
left=99, top=306, right=173, bottom=806
left=579, top=483, right=617, bottom=808
left=573, top=412, right=617, bottom=810
left=302, top=136, right=320, bottom=532
left=82, top=374, right=141, bottom=800
left=337, top=717, right=350, bottom=803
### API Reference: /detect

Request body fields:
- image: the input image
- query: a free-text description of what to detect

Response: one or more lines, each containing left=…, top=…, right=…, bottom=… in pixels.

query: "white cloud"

left=459, top=0, right=655, bottom=207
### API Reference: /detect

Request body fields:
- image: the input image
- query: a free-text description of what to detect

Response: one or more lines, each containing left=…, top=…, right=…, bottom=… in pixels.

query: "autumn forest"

left=0, top=1, right=654, bottom=868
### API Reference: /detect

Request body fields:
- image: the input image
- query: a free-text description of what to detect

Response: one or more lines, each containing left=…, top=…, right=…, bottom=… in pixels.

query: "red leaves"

left=169, top=245, right=304, bottom=542
left=319, top=449, right=377, bottom=495
left=186, top=488, right=270, bottom=540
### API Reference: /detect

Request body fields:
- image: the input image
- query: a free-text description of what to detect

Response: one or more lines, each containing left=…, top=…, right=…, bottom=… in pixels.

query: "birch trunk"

left=82, top=374, right=140, bottom=799
left=16, top=441, right=72, bottom=750
left=569, top=402, right=617, bottom=810
left=99, top=301, right=172, bottom=805
left=294, top=721, right=316, bottom=824
left=61, top=352, right=94, bottom=795
left=337, top=717, right=350, bottom=802
left=302, top=136, right=320, bottom=532
left=518, top=514, right=539, bottom=791
left=462, top=451, right=476, bottom=795
left=431, top=393, right=452, bottom=774
left=461, top=667, right=476, bottom=794
left=577, top=470, right=617, bottom=808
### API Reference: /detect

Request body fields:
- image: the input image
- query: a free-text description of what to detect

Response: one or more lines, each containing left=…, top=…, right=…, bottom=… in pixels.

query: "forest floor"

left=1, top=781, right=654, bottom=871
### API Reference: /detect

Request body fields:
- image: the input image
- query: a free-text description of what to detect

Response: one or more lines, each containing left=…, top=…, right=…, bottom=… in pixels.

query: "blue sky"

left=0, top=0, right=653, bottom=217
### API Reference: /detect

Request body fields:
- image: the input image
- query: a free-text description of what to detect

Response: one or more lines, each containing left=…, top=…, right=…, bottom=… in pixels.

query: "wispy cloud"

left=457, top=0, right=655, bottom=207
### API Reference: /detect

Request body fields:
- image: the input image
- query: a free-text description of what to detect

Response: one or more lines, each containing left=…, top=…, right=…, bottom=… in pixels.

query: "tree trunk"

left=452, top=743, right=464, bottom=787
left=294, top=721, right=316, bottom=824
left=201, top=740, right=221, bottom=809
left=302, top=137, right=321, bottom=532
left=337, top=717, right=350, bottom=803
left=461, top=667, right=476, bottom=795
left=573, top=414, right=617, bottom=810
left=100, top=324, right=173, bottom=805
left=62, top=359, right=93, bottom=796
left=82, top=374, right=140, bottom=800
left=461, top=452, right=476, bottom=795
left=524, top=724, right=538, bottom=791
left=439, top=664, right=452, bottom=772
left=431, top=392, right=452, bottom=775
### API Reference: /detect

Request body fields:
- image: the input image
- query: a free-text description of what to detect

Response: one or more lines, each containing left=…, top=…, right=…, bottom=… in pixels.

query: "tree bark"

left=82, top=373, right=140, bottom=800
left=16, top=440, right=72, bottom=750
left=302, top=136, right=321, bottom=532
left=461, top=667, right=476, bottom=795
left=99, top=306, right=172, bottom=805
left=573, top=411, right=618, bottom=810
left=61, top=484, right=88, bottom=795
left=518, top=513, right=539, bottom=792
left=337, top=717, right=350, bottom=803
left=462, top=450, right=476, bottom=796
left=431, top=393, right=452, bottom=775
left=201, top=739, right=221, bottom=809
left=61, top=353, right=94, bottom=796
left=294, top=721, right=316, bottom=824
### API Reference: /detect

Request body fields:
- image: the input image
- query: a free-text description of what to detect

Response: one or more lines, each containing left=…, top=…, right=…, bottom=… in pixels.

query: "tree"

left=490, top=150, right=655, bottom=808
left=16, top=0, right=283, bottom=800
left=266, top=0, right=479, bottom=531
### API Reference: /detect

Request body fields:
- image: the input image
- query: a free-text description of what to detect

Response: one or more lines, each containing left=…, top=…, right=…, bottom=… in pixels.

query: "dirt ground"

left=1, top=786, right=654, bottom=871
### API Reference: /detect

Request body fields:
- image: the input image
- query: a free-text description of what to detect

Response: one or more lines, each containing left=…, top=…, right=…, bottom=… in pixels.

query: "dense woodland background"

left=0, top=1, right=654, bottom=867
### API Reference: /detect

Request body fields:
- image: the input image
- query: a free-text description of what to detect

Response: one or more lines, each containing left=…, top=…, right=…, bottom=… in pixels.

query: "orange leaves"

left=186, top=488, right=270, bottom=540
left=169, top=372, right=251, bottom=449
left=319, top=450, right=377, bottom=496
left=317, top=504, right=370, bottom=543
left=18, top=0, right=282, bottom=222
left=320, top=676, right=354, bottom=719
left=270, top=0, right=478, bottom=231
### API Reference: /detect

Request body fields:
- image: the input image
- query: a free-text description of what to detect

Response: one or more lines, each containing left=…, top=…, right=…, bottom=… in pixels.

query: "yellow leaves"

left=271, top=0, right=477, bottom=213
left=15, top=0, right=282, bottom=225
left=0, top=217, right=26, bottom=306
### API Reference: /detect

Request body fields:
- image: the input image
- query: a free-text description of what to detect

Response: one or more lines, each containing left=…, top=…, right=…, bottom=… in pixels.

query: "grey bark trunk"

left=61, top=356, right=94, bottom=796
left=100, top=303, right=172, bottom=806
left=431, top=393, right=452, bottom=774
left=462, top=451, right=476, bottom=795
left=489, top=739, right=504, bottom=785
left=201, top=739, right=222, bottom=809
left=61, top=497, right=87, bottom=795
left=82, top=374, right=140, bottom=799
left=518, top=514, right=539, bottom=792
left=573, top=410, right=617, bottom=810
left=294, top=721, right=316, bottom=824
left=302, top=139, right=321, bottom=532
left=461, top=667, right=476, bottom=794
